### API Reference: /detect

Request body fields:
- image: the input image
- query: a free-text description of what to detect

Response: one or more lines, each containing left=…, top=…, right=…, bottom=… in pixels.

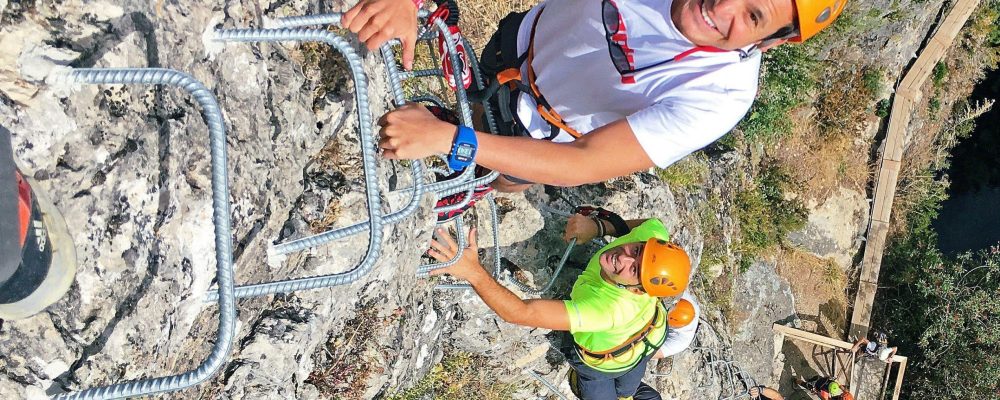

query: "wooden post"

left=891, top=356, right=908, bottom=400
left=848, top=351, right=857, bottom=390
left=879, top=360, right=892, bottom=400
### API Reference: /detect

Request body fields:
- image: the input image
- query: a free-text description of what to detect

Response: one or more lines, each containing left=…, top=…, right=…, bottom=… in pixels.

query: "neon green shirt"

left=563, top=219, right=670, bottom=373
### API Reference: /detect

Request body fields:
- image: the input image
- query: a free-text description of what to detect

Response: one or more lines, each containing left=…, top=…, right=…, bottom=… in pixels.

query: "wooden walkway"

left=849, top=0, right=983, bottom=340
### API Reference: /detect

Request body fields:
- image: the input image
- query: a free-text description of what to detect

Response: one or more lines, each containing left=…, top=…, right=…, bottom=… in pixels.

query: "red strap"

left=426, top=6, right=449, bottom=26
left=574, top=205, right=598, bottom=216
left=673, top=45, right=728, bottom=62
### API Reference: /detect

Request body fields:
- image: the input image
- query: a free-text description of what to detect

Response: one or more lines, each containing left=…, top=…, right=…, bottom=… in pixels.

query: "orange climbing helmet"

left=791, top=0, right=848, bottom=42
left=639, top=238, right=691, bottom=297
left=668, top=298, right=696, bottom=328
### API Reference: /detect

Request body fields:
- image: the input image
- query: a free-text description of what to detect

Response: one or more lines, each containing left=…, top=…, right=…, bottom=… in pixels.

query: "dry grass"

left=656, top=153, right=711, bottom=191
left=386, top=351, right=522, bottom=400
left=293, top=40, right=353, bottom=110
left=775, top=249, right=849, bottom=336
left=307, top=303, right=405, bottom=399
left=309, top=198, right=344, bottom=233
left=814, top=66, right=882, bottom=138
left=771, top=110, right=873, bottom=203
left=769, top=56, right=881, bottom=204
left=776, top=249, right=846, bottom=301
left=456, top=0, right=539, bottom=50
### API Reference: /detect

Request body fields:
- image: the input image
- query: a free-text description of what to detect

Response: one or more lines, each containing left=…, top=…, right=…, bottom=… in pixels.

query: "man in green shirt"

left=428, top=211, right=692, bottom=399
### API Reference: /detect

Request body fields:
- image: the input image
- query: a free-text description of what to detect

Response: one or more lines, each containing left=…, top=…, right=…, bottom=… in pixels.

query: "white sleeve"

left=658, top=329, right=698, bottom=357
left=626, top=85, right=755, bottom=168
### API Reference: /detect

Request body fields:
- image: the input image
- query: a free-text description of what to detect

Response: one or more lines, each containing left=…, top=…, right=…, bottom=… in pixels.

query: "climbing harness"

left=487, top=7, right=582, bottom=140
left=477, top=4, right=754, bottom=141
left=577, top=305, right=666, bottom=366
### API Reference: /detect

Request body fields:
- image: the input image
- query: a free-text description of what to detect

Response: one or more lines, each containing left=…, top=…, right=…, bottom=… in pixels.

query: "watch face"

left=455, top=144, right=475, bottom=160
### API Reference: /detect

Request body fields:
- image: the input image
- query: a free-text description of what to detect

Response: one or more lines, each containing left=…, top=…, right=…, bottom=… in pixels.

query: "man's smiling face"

left=599, top=242, right=645, bottom=287
left=671, top=0, right=797, bottom=50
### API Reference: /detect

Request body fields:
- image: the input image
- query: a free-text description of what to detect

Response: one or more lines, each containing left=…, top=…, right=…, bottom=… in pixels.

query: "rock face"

left=0, top=0, right=437, bottom=398
left=0, top=0, right=955, bottom=399
left=788, top=187, right=869, bottom=269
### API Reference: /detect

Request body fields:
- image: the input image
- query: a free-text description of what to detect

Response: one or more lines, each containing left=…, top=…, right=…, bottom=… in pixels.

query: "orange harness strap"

left=576, top=305, right=663, bottom=365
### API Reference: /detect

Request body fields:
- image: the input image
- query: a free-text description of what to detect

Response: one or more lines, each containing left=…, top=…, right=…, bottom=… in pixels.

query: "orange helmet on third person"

left=668, top=299, right=696, bottom=328
left=791, top=0, right=848, bottom=42
left=639, top=239, right=691, bottom=297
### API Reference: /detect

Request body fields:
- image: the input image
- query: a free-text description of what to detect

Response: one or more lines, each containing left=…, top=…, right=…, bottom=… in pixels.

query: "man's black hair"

left=767, top=24, right=799, bottom=41
left=757, top=24, right=798, bottom=48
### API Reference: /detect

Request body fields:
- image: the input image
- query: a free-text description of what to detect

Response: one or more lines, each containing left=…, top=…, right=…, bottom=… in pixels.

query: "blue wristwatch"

left=447, top=125, right=477, bottom=171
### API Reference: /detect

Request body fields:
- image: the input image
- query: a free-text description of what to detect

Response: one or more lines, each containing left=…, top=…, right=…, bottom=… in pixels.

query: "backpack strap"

left=485, top=7, right=583, bottom=140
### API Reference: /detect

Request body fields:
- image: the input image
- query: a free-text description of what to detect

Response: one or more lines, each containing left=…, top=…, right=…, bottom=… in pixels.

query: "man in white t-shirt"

left=342, top=0, right=846, bottom=206
left=655, top=291, right=701, bottom=359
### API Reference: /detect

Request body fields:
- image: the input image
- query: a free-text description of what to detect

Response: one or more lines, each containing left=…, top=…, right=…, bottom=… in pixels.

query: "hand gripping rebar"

left=257, top=15, right=429, bottom=258
left=205, top=28, right=384, bottom=301
left=51, top=68, right=236, bottom=400
left=268, top=12, right=489, bottom=224
left=265, top=12, right=486, bottom=272
left=269, top=13, right=503, bottom=286
left=415, top=216, right=467, bottom=277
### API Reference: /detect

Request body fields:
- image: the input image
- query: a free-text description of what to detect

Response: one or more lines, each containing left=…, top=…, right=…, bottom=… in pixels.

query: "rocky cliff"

left=0, top=0, right=955, bottom=398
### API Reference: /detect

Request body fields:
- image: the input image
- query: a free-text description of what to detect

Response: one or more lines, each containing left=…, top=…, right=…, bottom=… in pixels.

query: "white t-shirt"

left=657, top=291, right=700, bottom=358
left=514, top=0, right=761, bottom=167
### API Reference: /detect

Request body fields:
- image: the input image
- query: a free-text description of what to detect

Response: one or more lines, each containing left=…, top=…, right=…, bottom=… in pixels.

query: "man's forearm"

left=476, top=134, right=593, bottom=186
left=594, top=218, right=646, bottom=237
left=473, top=119, right=653, bottom=186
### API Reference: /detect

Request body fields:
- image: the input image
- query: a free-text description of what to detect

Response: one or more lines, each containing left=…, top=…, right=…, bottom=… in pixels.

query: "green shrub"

left=816, top=66, right=882, bottom=137
left=862, top=67, right=884, bottom=94
left=656, top=155, right=710, bottom=190
left=929, top=97, right=942, bottom=115
left=734, top=165, right=808, bottom=268
left=932, top=61, right=948, bottom=88
left=740, top=45, right=818, bottom=143
left=874, top=177, right=1000, bottom=399
left=875, top=98, right=892, bottom=118
left=388, top=352, right=521, bottom=400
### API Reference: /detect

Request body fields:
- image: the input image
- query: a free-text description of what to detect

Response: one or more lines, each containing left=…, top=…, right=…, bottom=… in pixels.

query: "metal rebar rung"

left=205, top=28, right=384, bottom=301
left=266, top=14, right=498, bottom=289
left=258, top=16, right=427, bottom=258
left=53, top=68, right=237, bottom=400
left=504, top=237, right=576, bottom=296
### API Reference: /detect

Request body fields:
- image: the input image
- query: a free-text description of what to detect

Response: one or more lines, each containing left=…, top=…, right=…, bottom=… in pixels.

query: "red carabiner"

left=426, top=6, right=450, bottom=27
